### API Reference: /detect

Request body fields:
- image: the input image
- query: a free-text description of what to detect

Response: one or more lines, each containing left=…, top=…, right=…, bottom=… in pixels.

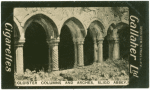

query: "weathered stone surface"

left=14, top=7, right=129, bottom=38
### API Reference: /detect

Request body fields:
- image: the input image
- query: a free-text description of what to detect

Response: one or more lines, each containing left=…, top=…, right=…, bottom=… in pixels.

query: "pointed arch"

left=60, top=17, right=86, bottom=41
left=23, top=14, right=59, bottom=41
left=108, top=22, right=129, bottom=39
left=88, top=20, right=105, bottom=40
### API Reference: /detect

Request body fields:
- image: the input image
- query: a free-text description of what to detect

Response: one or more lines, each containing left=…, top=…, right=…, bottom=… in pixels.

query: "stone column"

left=77, top=39, right=84, bottom=67
left=113, top=39, right=120, bottom=60
left=93, top=40, right=98, bottom=62
left=73, top=41, right=78, bottom=68
left=50, top=38, right=60, bottom=71
left=97, top=38, right=104, bottom=63
left=47, top=41, right=52, bottom=72
left=16, top=41, right=24, bottom=74
left=108, top=40, right=113, bottom=60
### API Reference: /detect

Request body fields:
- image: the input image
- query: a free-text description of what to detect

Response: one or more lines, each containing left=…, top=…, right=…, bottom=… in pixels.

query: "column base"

left=78, top=64, right=84, bottom=67
left=74, top=64, right=78, bottom=68
left=113, top=57, right=120, bottom=60
left=16, top=72, right=24, bottom=75
left=97, top=60, right=103, bottom=63
left=48, top=69, right=52, bottom=73
left=52, top=68, right=59, bottom=71
left=93, top=59, right=98, bottom=62
left=93, top=61, right=97, bottom=63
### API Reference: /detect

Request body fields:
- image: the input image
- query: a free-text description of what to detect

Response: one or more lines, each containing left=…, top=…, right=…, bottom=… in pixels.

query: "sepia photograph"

left=1, top=1, right=149, bottom=88
left=14, top=7, right=129, bottom=86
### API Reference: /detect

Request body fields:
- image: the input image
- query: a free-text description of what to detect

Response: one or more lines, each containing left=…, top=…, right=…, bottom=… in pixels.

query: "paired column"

left=97, top=38, right=104, bottom=63
left=49, top=38, right=60, bottom=71
left=113, top=39, right=120, bottom=60
left=77, top=39, right=84, bottom=66
left=15, top=41, right=25, bottom=74
left=73, top=41, right=78, bottom=68
left=47, top=41, right=52, bottom=72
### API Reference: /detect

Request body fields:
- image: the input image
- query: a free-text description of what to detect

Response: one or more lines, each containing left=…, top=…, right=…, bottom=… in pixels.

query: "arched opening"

left=104, top=23, right=129, bottom=60
left=84, top=29, right=94, bottom=66
left=58, top=25, right=74, bottom=70
left=103, top=35, right=109, bottom=61
left=103, top=24, right=115, bottom=60
left=23, top=22, right=48, bottom=72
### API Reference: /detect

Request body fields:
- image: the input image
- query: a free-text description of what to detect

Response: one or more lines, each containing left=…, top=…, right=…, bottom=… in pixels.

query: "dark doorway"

left=103, top=35, right=109, bottom=61
left=58, top=25, right=74, bottom=70
left=24, top=22, right=48, bottom=72
left=84, top=29, right=94, bottom=66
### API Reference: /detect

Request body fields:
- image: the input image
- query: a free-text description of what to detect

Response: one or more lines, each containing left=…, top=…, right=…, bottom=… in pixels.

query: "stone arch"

left=106, top=23, right=116, bottom=40
left=110, top=22, right=129, bottom=40
left=103, top=23, right=115, bottom=60
left=23, top=22, right=49, bottom=71
left=21, top=11, right=57, bottom=28
left=23, top=14, right=59, bottom=41
left=88, top=20, right=105, bottom=40
left=106, top=20, right=129, bottom=38
left=59, top=17, right=86, bottom=68
left=60, top=17, right=86, bottom=41
left=84, top=20, right=105, bottom=64
left=114, top=22, right=130, bottom=59
left=105, top=20, right=120, bottom=37
left=106, top=22, right=129, bottom=60
left=14, top=14, right=60, bottom=74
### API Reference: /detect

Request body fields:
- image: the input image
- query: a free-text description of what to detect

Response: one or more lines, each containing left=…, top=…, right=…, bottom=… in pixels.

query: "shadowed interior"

left=58, top=25, right=75, bottom=70
left=103, top=35, right=109, bottom=60
left=84, top=29, right=94, bottom=66
left=24, top=22, right=48, bottom=72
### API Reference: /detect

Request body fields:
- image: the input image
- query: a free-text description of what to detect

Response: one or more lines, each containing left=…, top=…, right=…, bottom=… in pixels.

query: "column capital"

left=77, top=38, right=84, bottom=45
left=97, top=40, right=103, bottom=44
left=97, top=38, right=104, bottom=44
left=73, top=38, right=77, bottom=44
left=108, top=40, right=114, bottom=44
left=15, top=40, right=25, bottom=47
left=47, top=38, right=60, bottom=46
left=114, top=40, right=120, bottom=43
left=113, top=36, right=119, bottom=41
left=113, top=36, right=119, bottom=43
left=97, top=38, right=104, bottom=41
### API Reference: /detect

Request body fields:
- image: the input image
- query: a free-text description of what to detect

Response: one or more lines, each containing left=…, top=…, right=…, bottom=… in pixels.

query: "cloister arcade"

left=14, top=7, right=129, bottom=74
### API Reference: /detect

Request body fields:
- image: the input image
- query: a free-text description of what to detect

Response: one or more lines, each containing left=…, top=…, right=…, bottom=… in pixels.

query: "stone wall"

left=14, top=7, right=129, bottom=40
